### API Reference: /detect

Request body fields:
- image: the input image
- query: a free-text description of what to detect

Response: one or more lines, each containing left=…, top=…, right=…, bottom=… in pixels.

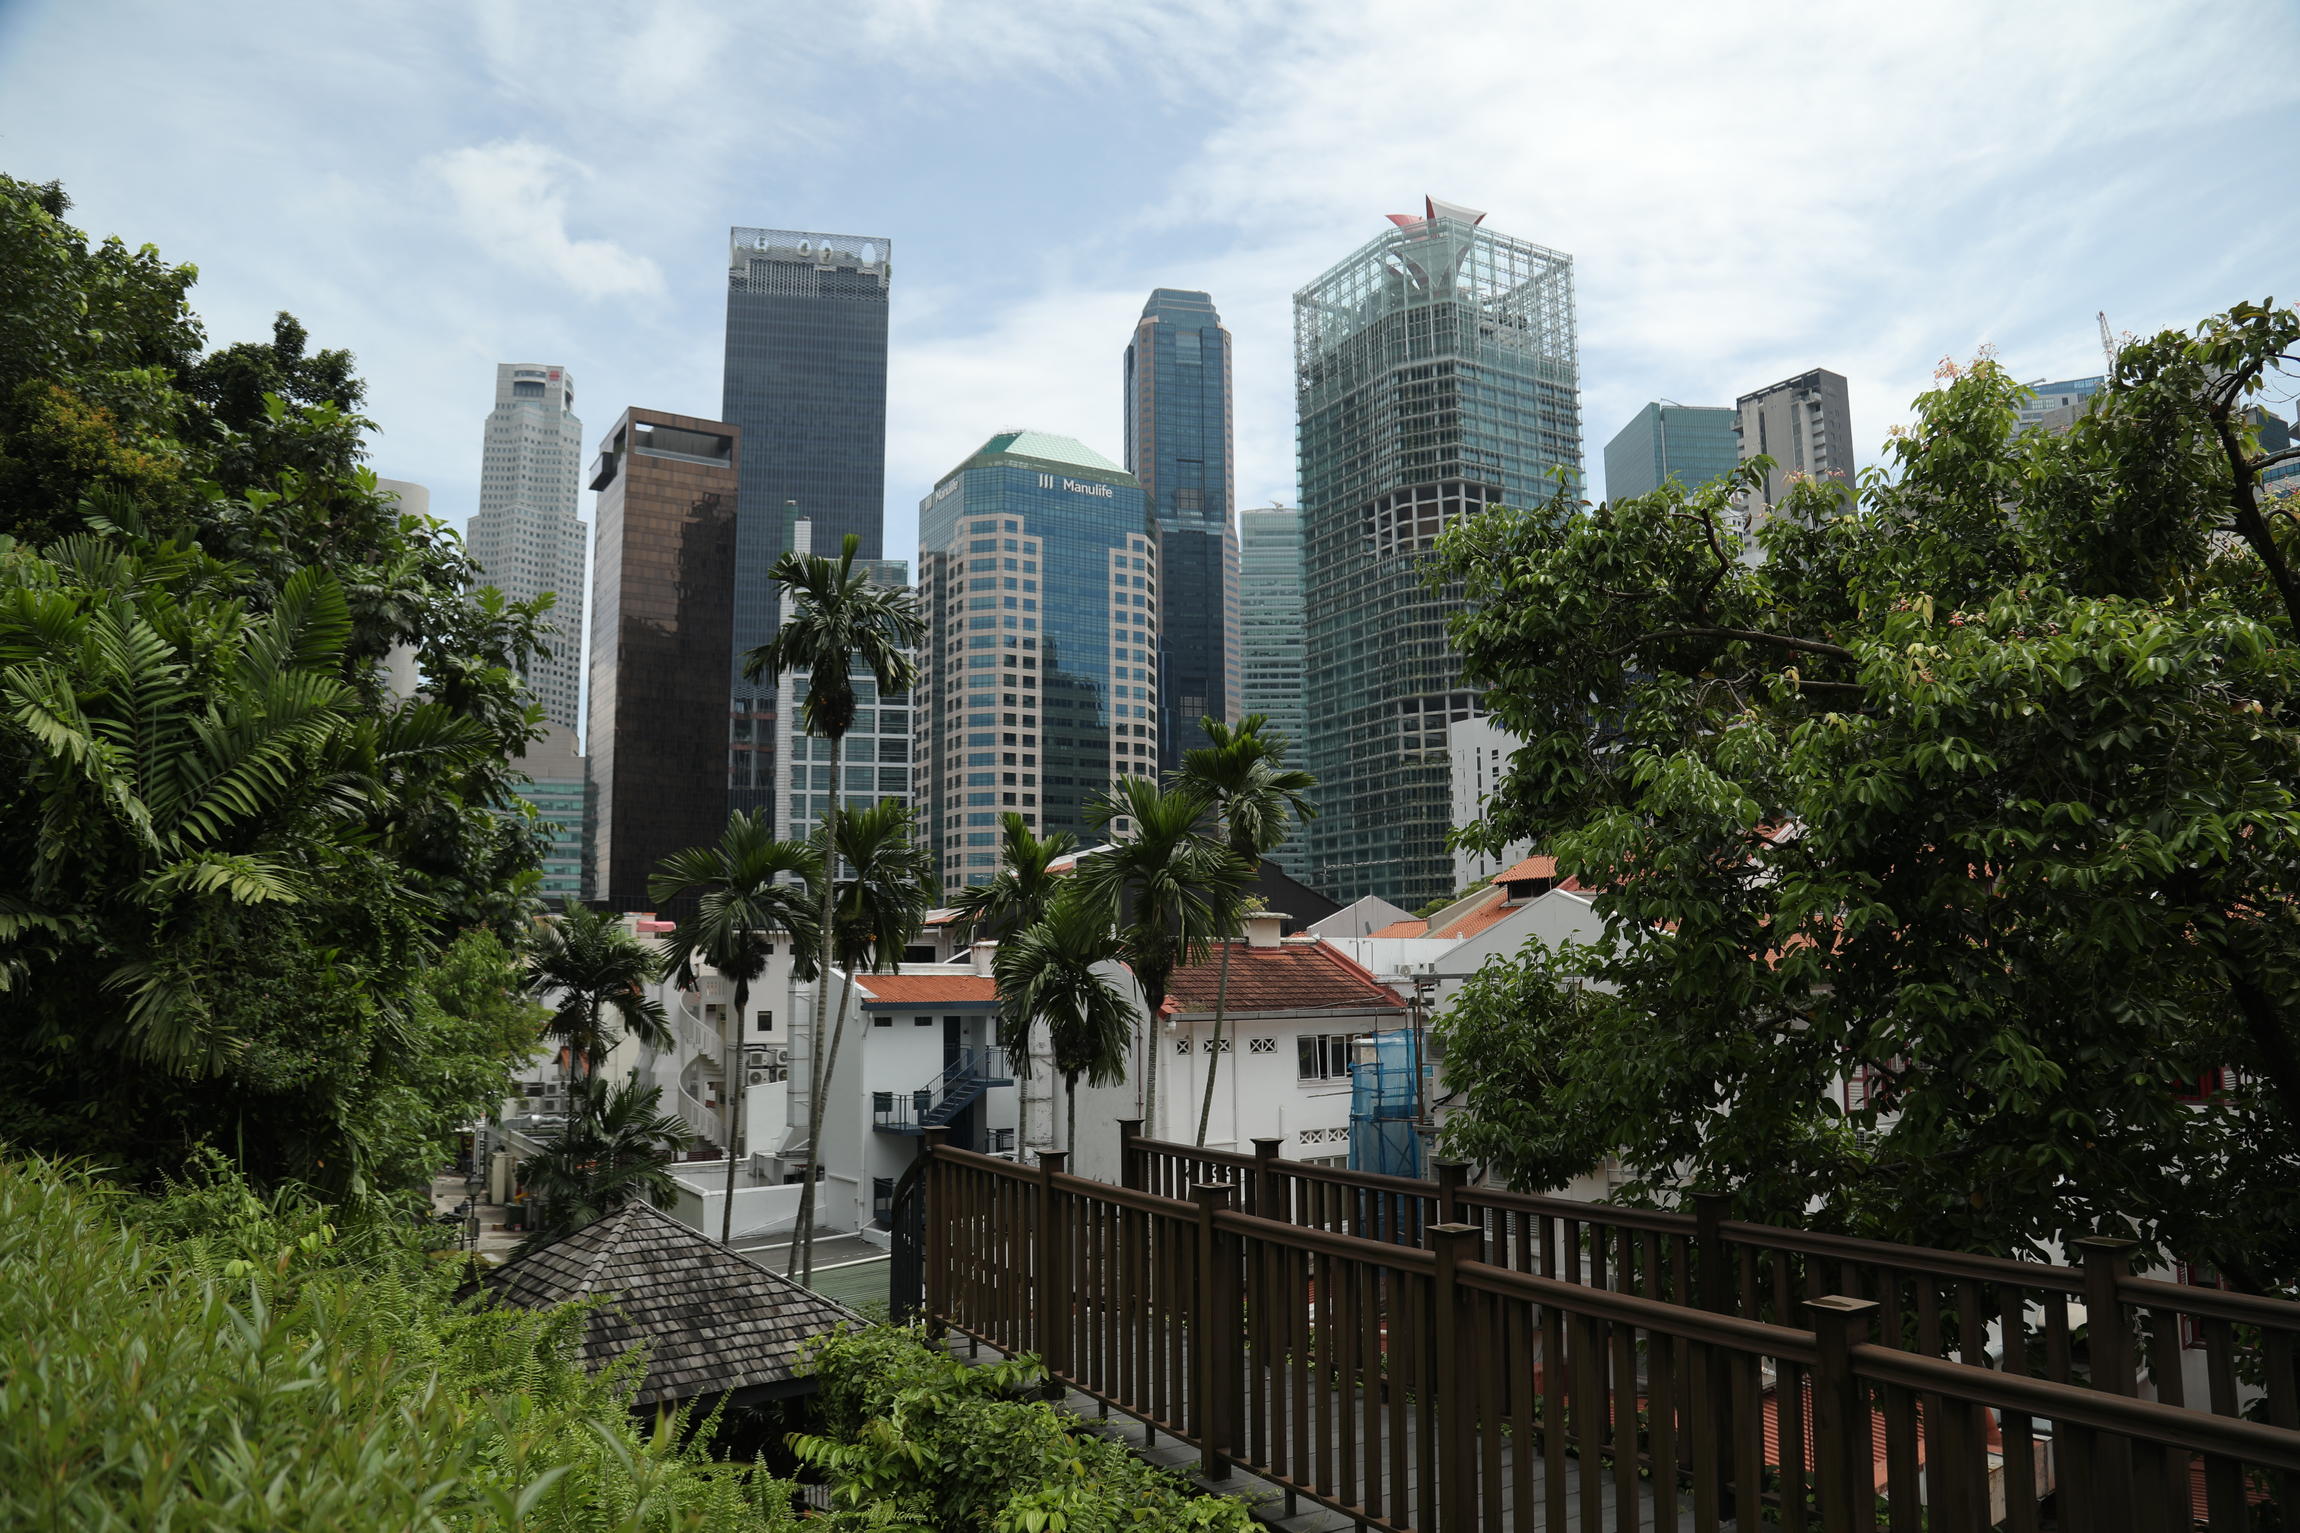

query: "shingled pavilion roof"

left=480, top=1200, right=858, bottom=1408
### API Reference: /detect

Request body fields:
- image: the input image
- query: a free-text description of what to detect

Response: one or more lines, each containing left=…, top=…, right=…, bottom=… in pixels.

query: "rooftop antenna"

left=2098, top=311, right=2118, bottom=375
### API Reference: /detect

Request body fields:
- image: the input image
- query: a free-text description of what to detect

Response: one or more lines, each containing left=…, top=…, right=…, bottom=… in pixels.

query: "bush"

left=0, top=1155, right=797, bottom=1531
left=794, top=1327, right=1253, bottom=1533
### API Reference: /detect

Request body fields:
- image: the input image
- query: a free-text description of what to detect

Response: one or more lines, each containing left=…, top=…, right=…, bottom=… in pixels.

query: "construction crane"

left=2099, top=311, right=2118, bottom=375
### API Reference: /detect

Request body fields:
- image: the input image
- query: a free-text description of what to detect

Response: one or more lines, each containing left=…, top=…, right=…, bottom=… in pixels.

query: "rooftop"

left=1161, top=940, right=1404, bottom=1015
left=962, top=430, right=1131, bottom=478
left=856, top=972, right=998, bottom=1007
left=479, top=1200, right=856, bottom=1407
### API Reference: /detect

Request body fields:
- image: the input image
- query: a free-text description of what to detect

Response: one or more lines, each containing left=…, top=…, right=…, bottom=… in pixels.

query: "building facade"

left=772, top=519, right=915, bottom=845
left=509, top=722, right=592, bottom=903
left=720, top=228, right=892, bottom=827
left=467, top=365, right=587, bottom=732
left=1601, top=402, right=1740, bottom=502
left=1733, top=369, right=1855, bottom=529
left=2015, top=376, right=2104, bottom=433
left=915, top=432, right=1156, bottom=890
left=1446, top=714, right=1533, bottom=892
left=1295, top=197, right=1582, bottom=908
left=585, top=409, right=740, bottom=911
left=1238, top=504, right=1310, bottom=875
left=1123, top=288, right=1240, bottom=768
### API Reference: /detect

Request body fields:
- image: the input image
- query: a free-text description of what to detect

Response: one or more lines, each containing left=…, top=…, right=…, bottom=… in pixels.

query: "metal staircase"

left=873, top=1047, right=1013, bottom=1134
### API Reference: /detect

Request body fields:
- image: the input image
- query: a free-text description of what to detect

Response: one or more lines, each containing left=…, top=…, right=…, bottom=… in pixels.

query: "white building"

left=1447, top=715, right=1534, bottom=891
left=468, top=363, right=587, bottom=732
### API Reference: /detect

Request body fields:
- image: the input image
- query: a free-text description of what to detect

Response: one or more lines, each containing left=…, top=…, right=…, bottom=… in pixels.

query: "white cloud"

left=430, top=139, right=664, bottom=300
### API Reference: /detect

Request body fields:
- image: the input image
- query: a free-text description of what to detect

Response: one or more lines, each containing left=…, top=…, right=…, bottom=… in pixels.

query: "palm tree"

left=1173, top=714, right=1319, bottom=1147
left=526, top=901, right=672, bottom=1121
left=648, top=810, right=822, bottom=1245
left=1071, top=777, right=1253, bottom=1141
left=516, top=1076, right=689, bottom=1246
left=993, top=890, right=1133, bottom=1156
left=741, top=530, right=923, bottom=1283
left=947, top=813, right=1076, bottom=943
left=787, top=799, right=937, bottom=1284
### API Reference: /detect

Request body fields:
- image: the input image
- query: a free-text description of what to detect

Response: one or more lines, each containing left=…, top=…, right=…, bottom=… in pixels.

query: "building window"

left=1297, top=1033, right=1362, bottom=1082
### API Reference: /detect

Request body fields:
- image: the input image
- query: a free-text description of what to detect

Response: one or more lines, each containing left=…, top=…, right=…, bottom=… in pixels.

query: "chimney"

left=971, top=940, right=999, bottom=977
left=1245, top=912, right=1287, bottom=949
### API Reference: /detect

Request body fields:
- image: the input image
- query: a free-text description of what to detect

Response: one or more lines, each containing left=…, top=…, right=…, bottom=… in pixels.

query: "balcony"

left=873, top=1047, right=1013, bottom=1134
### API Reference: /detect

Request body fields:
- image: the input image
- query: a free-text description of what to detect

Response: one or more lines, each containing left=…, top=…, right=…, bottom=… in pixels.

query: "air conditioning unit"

left=748, top=1070, right=771, bottom=1087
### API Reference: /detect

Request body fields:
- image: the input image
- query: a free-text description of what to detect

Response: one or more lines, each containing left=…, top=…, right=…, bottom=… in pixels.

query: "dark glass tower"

left=720, top=228, right=891, bottom=819
left=1295, top=199, right=1581, bottom=907
left=1123, top=289, right=1239, bottom=768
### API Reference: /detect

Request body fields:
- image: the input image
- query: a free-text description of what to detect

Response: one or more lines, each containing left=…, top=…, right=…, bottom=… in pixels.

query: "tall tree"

left=790, top=800, right=937, bottom=1283
left=1433, top=301, right=2300, bottom=1289
left=741, top=532, right=922, bottom=1282
left=1072, top=778, right=1252, bottom=1139
left=993, top=890, right=1133, bottom=1156
left=524, top=902, right=671, bottom=1113
left=1172, top=714, right=1318, bottom=1146
left=649, top=811, right=821, bottom=1245
left=0, top=176, right=554, bottom=1206
left=947, top=813, right=1076, bottom=943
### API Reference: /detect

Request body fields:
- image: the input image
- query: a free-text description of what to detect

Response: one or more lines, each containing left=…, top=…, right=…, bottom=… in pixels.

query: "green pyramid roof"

left=966, top=430, right=1131, bottom=479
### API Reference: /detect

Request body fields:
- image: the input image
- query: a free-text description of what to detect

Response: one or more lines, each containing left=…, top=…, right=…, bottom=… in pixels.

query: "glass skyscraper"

left=1294, top=198, right=1581, bottom=907
left=1238, top=504, right=1308, bottom=876
left=1123, top=289, right=1238, bottom=768
left=915, top=432, right=1156, bottom=889
left=720, top=228, right=891, bottom=821
left=467, top=364, right=586, bottom=732
left=1601, top=402, right=1739, bottom=502
left=774, top=518, right=914, bottom=844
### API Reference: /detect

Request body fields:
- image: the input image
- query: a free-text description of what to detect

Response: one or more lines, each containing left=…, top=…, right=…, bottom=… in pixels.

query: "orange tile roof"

left=1428, top=885, right=1515, bottom=941
left=1162, top=942, right=1405, bottom=1015
left=1491, top=854, right=1557, bottom=885
left=856, top=974, right=998, bottom=1006
left=1367, top=919, right=1427, bottom=938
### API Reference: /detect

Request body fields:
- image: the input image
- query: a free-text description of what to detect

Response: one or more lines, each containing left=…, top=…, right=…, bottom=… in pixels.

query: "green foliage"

left=529, top=902, right=676, bottom=1088
left=793, top=1327, right=1252, bottom=1533
left=0, top=173, right=553, bottom=1205
left=993, top=890, right=1133, bottom=1154
left=518, top=1077, right=691, bottom=1246
left=948, top=813, right=1076, bottom=943
left=0, top=1154, right=800, bottom=1531
left=1433, top=302, right=2300, bottom=1286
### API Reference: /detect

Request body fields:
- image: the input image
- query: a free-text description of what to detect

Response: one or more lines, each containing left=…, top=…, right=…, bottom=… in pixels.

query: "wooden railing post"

left=2077, top=1234, right=2141, bottom=1518
left=1807, top=1295, right=1879, bottom=1531
left=1251, top=1136, right=1285, bottom=1221
left=1118, top=1117, right=1144, bottom=1191
left=921, top=1127, right=952, bottom=1335
left=1435, top=1160, right=1475, bottom=1259
left=1038, top=1150, right=1069, bottom=1386
left=1693, top=1190, right=1733, bottom=1314
left=1430, top=1221, right=1482, bottom=1529
left=1190, top=1182, right=1238, bottom=1480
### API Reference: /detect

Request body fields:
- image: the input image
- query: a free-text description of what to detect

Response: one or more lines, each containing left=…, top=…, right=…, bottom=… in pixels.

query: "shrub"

left=794, top=1326, right=1253, bottom=1533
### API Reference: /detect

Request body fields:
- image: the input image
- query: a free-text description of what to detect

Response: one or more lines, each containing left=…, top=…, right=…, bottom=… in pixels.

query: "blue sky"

left=2, top=0, right=2296, bottom=561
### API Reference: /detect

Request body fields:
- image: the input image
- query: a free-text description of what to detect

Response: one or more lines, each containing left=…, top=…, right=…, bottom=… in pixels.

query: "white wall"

left=1448, top=716, right=1534, bottom=890
left=669, top=1171, right=807, bottom=1244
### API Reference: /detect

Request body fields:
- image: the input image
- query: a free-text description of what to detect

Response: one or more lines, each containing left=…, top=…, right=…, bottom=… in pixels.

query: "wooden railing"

left=912, top=1130, right=2300, bottom=1531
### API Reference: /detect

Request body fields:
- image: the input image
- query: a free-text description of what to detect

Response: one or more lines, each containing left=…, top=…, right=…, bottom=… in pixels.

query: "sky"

left=2, top=0, right=2297, bottom=562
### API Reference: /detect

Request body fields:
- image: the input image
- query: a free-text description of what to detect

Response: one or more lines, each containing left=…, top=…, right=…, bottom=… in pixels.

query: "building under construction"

left=1294, top=198, right=1582, bottom=907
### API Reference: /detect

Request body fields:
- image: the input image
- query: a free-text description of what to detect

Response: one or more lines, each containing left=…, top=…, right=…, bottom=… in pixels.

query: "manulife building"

left=916, top=432, right=1158, bottom=889
left=1294, top=198, right=1581, bottom=907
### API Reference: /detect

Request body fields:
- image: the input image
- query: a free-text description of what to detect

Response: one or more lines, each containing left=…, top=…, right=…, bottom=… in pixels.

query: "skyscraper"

left=509, top=723, right=592, bottom=904
left=1123, top=289, right=1239, bottom=767
left=721, top=229, right=892, bottom=824
left=1602, top=402, right=1740, bottom=502
left=773, top=518, right=915, bottom=846
left=2015, top=376, right=2104, bottom=433
left=1733, top=369, right=1855, bottom=522
left=915, top=432, right=1155, bottom=890
left=1295, top=198, right=1581, bottom=907
left=584, top=408, right=740, bottom=911
left=1238, top=504, right=1309, bottom=876
left=467, top=365, right=586, bottom=731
